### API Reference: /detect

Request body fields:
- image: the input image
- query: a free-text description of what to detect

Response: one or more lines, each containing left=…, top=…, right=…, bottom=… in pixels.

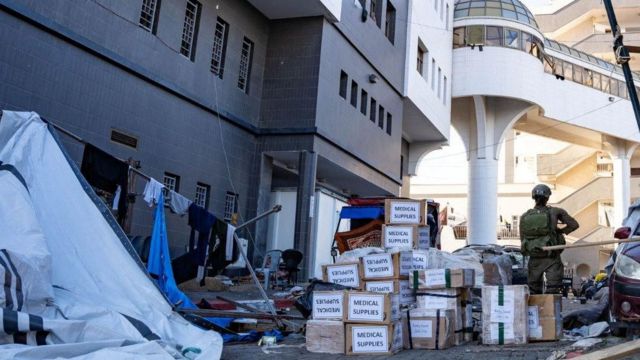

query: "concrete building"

left=0, top=0, right=451, bottom=278
left=411, top=0, right=640, bottom=280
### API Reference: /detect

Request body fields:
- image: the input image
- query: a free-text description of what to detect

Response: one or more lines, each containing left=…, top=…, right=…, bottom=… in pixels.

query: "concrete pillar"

left=504, top=130, right=516, bottom=184
left=603, top=136, right=638, bottom=227
left=294, top=151, right=317, bottom=280
left=453, top=96, right=535, bottom=245
left=612, top=155, right=631, bottom=227
left=251, top=154, right=273, bottom=264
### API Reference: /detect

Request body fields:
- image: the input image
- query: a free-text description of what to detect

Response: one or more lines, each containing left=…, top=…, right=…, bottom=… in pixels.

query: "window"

left=618, top=80, right=627, bottom=99
left=224, top=192, right=238, bottom=221
left=386, top=113, right=392, bottom=135
left=522, top=32, right=533, bottom=54
left=437, top=67, right=442, bottom=98
left=592, top=72, right=602, bottom=90
left=431, top=59, right=436, bottom=90
left=195, top=183, right=210, bottom=209
left=453, top=27, right=465, bottom=48
left=370, top=0, right=380, bottom=27
left=440, top=0, right=445, bottom=20
left=611, top=79, right=619, bottom=96
left=466, top=25, right=485, bottom=45
left=417, top=46, right=425, bottom=75
left=573, top=65, right=583, bottom=84
left=602, top=76, right=610, bottom=92
left=505, top=28, right=519, bottom=48
left=139, top=0, right=161, bottom=33
left=370, top=98, right=377, bottom=123
left=544, top=58, right=553, bottom=74
left=446, top=4, right=450, bottom=29
left=378, top=105, right=384, bottom=129
left=180, top=0, right=201, bottom=60
left=563, top=62, right=573, bottom=81
left=360, top=89, right=368, bottom=115
left=163, top=173, right=180, bottom=192
left=211, top=17, right=229, bottom=78
left=583, top=68, right=593, bottom=87
left=237, top=37, right=254, bottom=93
left=485, top=26, right=502, bottom=46
left=443, top=76, right=448, bottom=104
left=385, top=1, right=396, bottom=44
left=339, top=71, right=348, bottom=99
left=350, top=81, right=358, bottom=108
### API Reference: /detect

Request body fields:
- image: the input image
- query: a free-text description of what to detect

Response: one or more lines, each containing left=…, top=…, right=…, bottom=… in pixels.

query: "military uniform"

left=520, top=205, right=579, bottom=294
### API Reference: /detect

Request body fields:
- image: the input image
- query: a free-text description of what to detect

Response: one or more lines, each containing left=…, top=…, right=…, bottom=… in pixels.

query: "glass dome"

left=454, top=0, right=539, bottom=28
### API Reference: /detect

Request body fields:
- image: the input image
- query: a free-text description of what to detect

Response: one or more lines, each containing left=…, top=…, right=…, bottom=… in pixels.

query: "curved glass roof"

left=454, top=0, right=539, bottom=29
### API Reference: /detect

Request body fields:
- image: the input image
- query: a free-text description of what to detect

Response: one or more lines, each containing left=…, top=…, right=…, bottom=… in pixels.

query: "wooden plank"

left=542, top=237, right=640, bottom=251
left=177, top=308, right=305, bottom=320
left=572, top=338, right=640, bottom=360
left=216, top=295, right=270, bottom=315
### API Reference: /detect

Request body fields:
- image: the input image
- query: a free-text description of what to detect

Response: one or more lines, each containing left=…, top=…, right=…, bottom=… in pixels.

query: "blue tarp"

left=147, top=192, right=196, bottom=308
left=339, top=206, right=384, bottom=220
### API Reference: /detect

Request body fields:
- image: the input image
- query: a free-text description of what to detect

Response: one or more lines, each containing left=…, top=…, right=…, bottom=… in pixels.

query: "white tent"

left=0, top=111, right=222, bottom=359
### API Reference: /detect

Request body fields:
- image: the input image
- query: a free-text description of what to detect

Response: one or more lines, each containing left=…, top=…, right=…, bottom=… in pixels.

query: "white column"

left=604, top=136, right=638, bottom=227
left=612, top=155, right=631, bottom=227
left=467, top=156, right=499, bottom=245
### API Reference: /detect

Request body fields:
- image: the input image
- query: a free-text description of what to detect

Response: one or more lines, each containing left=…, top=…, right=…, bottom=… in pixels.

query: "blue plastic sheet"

left=147, top=192, right=196, bottom=308
left=339, top=206, right=384, bottom=220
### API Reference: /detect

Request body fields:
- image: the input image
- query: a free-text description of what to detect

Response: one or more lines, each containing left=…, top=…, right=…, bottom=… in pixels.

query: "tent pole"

left=232, top=205, right=284, bottom=328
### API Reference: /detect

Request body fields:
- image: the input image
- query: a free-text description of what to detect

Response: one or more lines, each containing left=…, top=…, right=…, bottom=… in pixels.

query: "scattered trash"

left=571, top=338, right=603, bottom=349
left=568, top=321, right=609, bottom=338
left=258, top=335, right=278, bottom=346
left=563, top=288, right=609, bottom=329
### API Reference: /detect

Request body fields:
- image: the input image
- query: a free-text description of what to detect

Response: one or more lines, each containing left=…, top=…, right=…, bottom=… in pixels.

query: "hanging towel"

left=225, top=224, right=236, bottom=261
left=143, top=178, right=164, bottom=207
left=168, top=190, right=192, bottom=216
left=204, top=219, right=239, bottom=277
left=80, top=144, right=129, bottom=224
left=147, top=192, right=194, bottom=308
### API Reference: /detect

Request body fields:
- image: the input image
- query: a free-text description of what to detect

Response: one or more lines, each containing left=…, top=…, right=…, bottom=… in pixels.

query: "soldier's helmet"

left=531, top=184, right=552, bottom=199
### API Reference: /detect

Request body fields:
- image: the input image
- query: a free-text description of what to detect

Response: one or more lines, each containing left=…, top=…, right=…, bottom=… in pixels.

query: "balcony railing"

left=452, top=225, right=520, bottom=240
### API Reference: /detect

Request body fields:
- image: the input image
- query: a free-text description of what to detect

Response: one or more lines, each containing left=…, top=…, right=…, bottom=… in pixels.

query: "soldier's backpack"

left=520, top=207, right=554, bottom=256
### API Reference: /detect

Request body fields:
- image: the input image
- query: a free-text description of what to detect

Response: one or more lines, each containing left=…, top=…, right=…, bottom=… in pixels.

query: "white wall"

left=267, top=191, right=297, bottom=251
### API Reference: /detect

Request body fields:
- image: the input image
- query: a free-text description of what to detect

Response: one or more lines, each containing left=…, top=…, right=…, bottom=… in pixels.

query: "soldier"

left=520, top=184, right=579, bottom=294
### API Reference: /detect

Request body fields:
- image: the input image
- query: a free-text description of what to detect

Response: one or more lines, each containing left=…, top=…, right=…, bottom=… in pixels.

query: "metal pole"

left=235, top=205, right=282, bottom=231
left=603, top=0, right=640, bottom=132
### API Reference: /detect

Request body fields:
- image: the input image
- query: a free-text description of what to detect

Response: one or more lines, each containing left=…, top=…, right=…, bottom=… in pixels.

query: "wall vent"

left=110, top=129, right=138, bottom=149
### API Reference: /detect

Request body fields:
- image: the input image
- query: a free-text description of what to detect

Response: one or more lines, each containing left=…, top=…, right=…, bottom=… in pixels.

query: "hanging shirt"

left=187, top=203, right=215, bottom=266
left=204, top=219, right=238, bottom=277
left=143, top=178, right=164, bottom=207
left=80, top=144, right=129, bottom=224
left=167, top=190, right=192, bottom=216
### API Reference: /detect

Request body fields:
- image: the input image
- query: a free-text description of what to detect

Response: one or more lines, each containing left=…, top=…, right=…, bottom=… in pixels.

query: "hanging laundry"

left=147, top=192, right=194, bottom=308
left=204, top=219, right=239, bottom=278
left=80, top=144, right=129, bottom=224
left=143, top=178, right=164, bottom=207
left=187, top=203, right=215, bottom=266
left=167, top=190, right=192, bottom=216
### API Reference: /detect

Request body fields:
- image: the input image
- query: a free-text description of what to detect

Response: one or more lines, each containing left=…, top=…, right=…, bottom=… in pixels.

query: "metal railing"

left=451, top=225, right=519, bottom=240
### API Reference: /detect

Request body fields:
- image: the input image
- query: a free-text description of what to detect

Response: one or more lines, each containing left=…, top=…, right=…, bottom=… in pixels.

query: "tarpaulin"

left=339, top=206, right=384, bottom=220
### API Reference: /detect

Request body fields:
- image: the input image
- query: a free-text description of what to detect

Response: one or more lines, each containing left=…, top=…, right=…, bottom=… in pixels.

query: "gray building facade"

left=0, top=0, right=448, bottom=277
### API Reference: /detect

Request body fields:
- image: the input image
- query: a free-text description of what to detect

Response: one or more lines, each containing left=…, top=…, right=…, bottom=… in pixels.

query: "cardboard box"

left=322, top=262, right=363, bottom=289
left=415, top=289, right=464, bottom=344
left=418, top=226, right=431, bottom=250
left=345, top=322, right=403, bottom=355
left=312, top=291, right=346, bottom=321
left=365, top=279, right=415, bottom=305
left=344, top=291, right=393, bottom=324
left=404, top=309, right=456, bottom=350
left=361, top=252, right=412, bottom=280
left=528, top=294, right=562, bottom=341
left=482, top=285, right=529, bottom=345
left=306, top=320, right=345, bottom=354
left=409, top=269, right=475, bottom=290
left=410, top=250, right=430, bottom=271
left=384, top=199, right=426, bottom=225
left=382, top=225, right=419, bottom=250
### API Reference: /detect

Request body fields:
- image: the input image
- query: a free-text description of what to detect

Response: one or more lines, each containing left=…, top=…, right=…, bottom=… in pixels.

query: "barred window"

left=163, top=173, right=180, bottom=192
left=180, top=0, right=201, bottom=60
left=139, top=0, right=160, bottom=33
left=195, top=183, right=210, bottom=209
left=211, top=17, right=229, bottom=78
left=237, top=37, right=254, bottom=93
left=224, top=192, right=238, bottom=221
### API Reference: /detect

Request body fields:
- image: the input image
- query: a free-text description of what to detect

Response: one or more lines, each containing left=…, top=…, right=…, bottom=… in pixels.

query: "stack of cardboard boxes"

left=306, top=198, right=563, bottom=354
